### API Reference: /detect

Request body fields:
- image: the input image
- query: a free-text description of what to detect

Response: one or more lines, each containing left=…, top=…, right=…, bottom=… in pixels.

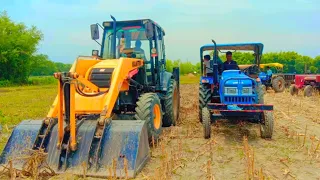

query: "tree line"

left=166, top=51, right=320, bottom=75
left=0, top=12, right=71, bottom=85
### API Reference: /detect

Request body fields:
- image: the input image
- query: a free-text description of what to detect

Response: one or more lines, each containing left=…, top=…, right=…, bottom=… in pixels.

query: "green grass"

left=0, top=76, right=56, bottom=88
left=180, top=74, right=200, bottom=84
left=0, top=84, right=57, bottom=126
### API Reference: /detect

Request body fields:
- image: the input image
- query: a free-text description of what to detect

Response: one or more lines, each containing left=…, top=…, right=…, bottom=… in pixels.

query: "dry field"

left=1, top=83, right=320, bottom=180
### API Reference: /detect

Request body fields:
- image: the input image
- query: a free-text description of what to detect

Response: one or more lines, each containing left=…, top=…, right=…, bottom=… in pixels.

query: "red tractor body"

left=290, top=74, right=320, bottom=96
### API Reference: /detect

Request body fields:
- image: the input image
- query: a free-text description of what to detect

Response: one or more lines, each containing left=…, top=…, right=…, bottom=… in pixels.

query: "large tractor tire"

left=163, top=79, right=180, bottom=127
left=289, top=84, right=298, bottom=96
left=202, top=107, right=211, bottom=139
left=135, top=93, right=163, bottom=140
left=260, top=111, right=274, bottom=139
left=256, top=83, right=265, bottom=104
left=272, top=76, right=285, bottom=93
left=304, top=85, right=313, bottom=97
left=199, top=84, right=211, bottom=122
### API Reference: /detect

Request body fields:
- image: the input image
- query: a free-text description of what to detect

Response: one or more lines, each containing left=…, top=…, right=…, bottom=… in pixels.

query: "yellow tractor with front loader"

left=0, top=16, right=180, bottom=178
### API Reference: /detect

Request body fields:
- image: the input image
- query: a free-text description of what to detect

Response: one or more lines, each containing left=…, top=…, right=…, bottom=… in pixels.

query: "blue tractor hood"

left=219, top=70, right=257, bottom=104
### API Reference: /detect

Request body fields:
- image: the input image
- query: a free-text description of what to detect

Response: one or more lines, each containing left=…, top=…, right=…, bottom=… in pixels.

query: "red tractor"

left=289, top=74, right=320, bottom=97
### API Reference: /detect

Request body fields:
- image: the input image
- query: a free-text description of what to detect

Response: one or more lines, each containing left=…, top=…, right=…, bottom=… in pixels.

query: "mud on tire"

left=202, top=107, right=211, bottom=139
left=199, top=84, right=211, bottom=122
left=256, top=83, right=265, bottom=104
left=289, top=84, right=298, bottom=96
left=303, top=85, right=313, bottom=97
left=260, top=111, right=274, bottom=139
left=272, top=76, right=285, bottom=93
left=135, top=93, right=163, bottom=140
left=163, top=79, right=180, bottom=127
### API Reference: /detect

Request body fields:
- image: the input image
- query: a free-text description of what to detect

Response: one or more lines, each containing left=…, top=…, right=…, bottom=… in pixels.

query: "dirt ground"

left=1, top=84, right=320, bottom=180
left=134, top=84, right=320, bottom=180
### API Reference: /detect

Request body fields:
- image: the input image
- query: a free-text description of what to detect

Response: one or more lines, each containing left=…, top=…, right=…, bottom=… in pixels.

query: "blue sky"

left=1, top=0, right=319, bottom=63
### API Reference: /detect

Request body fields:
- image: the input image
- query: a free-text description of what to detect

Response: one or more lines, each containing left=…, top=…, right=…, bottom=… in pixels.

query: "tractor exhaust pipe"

left=211, top=39, right=218, bottom=84
left=111, top=15, right=117, bottom=59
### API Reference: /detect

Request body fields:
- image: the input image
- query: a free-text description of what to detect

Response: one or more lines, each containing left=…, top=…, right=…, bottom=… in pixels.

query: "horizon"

left=1, top=0, right=319, bottom=63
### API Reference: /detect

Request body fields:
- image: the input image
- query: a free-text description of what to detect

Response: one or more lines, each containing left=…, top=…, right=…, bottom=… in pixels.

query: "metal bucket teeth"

left=0, top=119, right=150, bottom=179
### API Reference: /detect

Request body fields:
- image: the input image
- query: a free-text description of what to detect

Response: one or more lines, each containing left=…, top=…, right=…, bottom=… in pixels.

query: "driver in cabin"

left=133, top=40, right=145, bottom=55
left=222, top=51, right=239, bottom=71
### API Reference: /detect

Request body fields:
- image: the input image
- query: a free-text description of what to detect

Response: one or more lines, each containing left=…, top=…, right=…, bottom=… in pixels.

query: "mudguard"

left=161, top=71, right=173, bottom=91
left=0, top=120, right=43, bottom=168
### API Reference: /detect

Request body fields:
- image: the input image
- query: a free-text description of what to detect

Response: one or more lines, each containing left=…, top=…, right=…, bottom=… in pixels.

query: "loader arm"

left=50, top=58, right=144, bottom=151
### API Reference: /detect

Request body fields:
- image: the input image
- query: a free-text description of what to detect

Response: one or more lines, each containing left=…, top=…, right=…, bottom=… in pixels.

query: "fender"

left=160, top=70, right=173, bottom=91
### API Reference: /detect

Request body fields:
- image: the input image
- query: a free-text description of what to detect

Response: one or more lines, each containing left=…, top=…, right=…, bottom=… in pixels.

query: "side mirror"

left=90, top=24, right=99, bottom=40
left=92, top=50, right=99, bottom=56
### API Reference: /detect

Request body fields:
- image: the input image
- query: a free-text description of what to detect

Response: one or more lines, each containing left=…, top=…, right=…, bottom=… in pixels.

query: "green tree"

left=29, top=54, right=57, bottom=76
left=0, top=11, right=43, bottom=83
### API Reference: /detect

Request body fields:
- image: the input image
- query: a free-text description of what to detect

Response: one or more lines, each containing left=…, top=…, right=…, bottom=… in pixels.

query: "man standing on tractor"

left=203, top=55, right=213, bottom=76
left=267, top=66, right=272, bottom=83
left=223, top=51, right=239, bottom=71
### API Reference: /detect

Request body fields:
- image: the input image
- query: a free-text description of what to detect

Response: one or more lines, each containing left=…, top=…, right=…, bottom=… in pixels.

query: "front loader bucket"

left=0, top=119, right=150, bottom=179
left=93, top=120, right=150, bottom=178
left=0, top=120, right=43, bottom=168
left=50, top=119, right=150, bottom=179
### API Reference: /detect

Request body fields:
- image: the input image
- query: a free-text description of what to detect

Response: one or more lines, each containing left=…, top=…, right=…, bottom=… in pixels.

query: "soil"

left=1, top=85, right=320, bottom=180
left=187, top=73, right=196, bottom=77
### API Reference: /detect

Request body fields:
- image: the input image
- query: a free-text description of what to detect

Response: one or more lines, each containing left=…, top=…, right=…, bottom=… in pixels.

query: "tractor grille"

left=89, top=68, right=114, bottom=88
left=224, top=96, right=254, bottom=104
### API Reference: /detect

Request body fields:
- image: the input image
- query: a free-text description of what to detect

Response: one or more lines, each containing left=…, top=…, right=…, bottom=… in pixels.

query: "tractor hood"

left=219, top=70, right=256, bottom=104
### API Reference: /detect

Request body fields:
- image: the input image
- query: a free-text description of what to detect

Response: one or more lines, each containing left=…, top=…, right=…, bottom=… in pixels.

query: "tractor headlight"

left=225, top=87, right=237, bottom=95
left=242, top=87, right=252, bottom=95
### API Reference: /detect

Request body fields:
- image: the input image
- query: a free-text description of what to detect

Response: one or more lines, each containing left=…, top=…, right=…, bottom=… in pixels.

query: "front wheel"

left=199, top=84, right=211, bottom=122
left=303, top=85, right=313, bottom=97
left=202, top=107, right=211, bottom=139
left=260, top=111, right=274, bottom=139
left=289, top=84, right=298, bottom=96
left=135, top=93, right=163, bottom=140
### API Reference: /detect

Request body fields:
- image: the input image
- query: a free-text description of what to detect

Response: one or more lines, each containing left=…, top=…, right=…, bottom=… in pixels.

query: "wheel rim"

left=153, top=104, right=161, bottom=129
left=173, top=88, right=179, bottom=122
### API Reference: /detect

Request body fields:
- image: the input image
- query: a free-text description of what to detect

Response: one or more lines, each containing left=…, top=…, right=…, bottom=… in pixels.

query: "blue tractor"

left=199, top=40, right=274, bottom=139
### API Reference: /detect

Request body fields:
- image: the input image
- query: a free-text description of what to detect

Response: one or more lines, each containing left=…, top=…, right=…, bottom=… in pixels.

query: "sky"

left=1, top=0, right=320, bottom=63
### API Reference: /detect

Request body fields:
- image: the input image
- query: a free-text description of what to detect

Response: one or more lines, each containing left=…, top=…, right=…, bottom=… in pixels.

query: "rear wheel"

left=272, top=76, right=285, bottom=93
left=202, top=107, right=211, bottom=139
left=261, top=84, right=267, bottom=94
left=289, top=84, right=298, bottom=96
left=199, top=84, right=211, bottom=122
left=260, top=111, right=274, bottom=139
left=304, top=85, right=313, bottom=97
left=163, top=79, right=180, bottom=127
left=135, top=93, right=163, bottom=140
left=256, top=84, right=265, bottom=104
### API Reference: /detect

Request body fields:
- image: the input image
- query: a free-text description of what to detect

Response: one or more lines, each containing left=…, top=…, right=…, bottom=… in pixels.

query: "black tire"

left=163, top=79, right=180, bottom=127
left=289, top=84, right=298, bottom=96
left=256, top=83, right=265, bottom=104
left=135, top=93, right=163, bottom=140
left=272, top=76, right=285, bottom=93
left=202, top=107, right=211, bottom=139
left=260, top=111, right=274, bottom=139
left=199, top=84, right=211, bottom=122
left=303, top=85, right=313, bottom=97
